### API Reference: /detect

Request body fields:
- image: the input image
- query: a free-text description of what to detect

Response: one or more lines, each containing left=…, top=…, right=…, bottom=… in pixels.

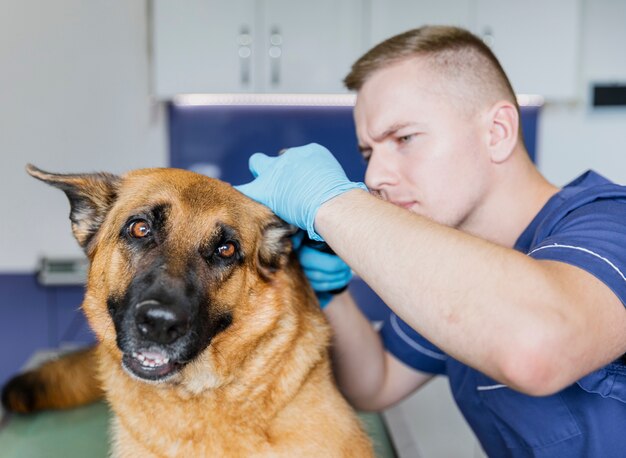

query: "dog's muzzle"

left=120, top=299, right=193, bottom=382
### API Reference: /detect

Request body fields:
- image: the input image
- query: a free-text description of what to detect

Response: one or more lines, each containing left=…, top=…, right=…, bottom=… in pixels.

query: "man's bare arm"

left=317, top=189, right=626, bottom=395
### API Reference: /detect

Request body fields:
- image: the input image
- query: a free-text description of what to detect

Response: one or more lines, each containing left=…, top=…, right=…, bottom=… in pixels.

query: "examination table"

left=0, top=401, right=395, bottom=457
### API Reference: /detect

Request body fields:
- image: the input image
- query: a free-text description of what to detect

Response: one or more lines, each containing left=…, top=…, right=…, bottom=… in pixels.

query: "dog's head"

left=27, top=165, right=312, bottom=387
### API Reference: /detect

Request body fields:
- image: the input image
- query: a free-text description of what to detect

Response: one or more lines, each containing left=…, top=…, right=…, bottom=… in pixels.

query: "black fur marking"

left=150, top=203, right=170, bottom=235
left=1, top=372, right=43, bottom=413
left=107, top=296, right=126, bottom=325
left=212, top=313, right=233, bottom=335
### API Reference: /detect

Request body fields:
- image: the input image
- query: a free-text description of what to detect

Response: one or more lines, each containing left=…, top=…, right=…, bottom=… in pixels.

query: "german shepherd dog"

left=2, top=166, right=374, bottom=457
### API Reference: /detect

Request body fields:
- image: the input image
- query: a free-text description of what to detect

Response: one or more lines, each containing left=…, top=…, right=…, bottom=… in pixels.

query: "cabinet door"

left=474, top=0, right=581, bottom=100
left=153, top=0, right=257, bottom=97
left=259, top=0, right=366, bottom=93
left=369, top=0, right=473, bottom=45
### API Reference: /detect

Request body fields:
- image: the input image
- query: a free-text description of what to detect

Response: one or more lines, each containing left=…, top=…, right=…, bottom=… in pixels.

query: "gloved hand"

left=292, top=231, right=353, bottom=308
left=235, top=143, right=368, bottom=241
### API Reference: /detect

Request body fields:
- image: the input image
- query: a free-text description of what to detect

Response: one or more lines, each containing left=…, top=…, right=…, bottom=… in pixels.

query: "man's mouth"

left=122, top=349, right=182, bottom=382
left=390, top=200, right=416, bottom=211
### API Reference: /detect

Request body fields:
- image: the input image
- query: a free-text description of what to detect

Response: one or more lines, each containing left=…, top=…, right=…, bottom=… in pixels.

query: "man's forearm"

left=324, top=292, right=387, bottom=406
left=315, top=190, right=601, bottom=393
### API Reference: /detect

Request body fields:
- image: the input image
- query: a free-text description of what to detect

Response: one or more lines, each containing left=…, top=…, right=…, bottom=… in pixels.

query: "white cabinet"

left=153, top=1, right=256, bottom=96
left=369, top=0, right=474, bottom=45
left=473, top=0, right=581, bottom=101
left=154, top=1, right=581, bottom=100
left=367, top=0, right=581, bottom=101
left=152, top=0, right=365, bottom=97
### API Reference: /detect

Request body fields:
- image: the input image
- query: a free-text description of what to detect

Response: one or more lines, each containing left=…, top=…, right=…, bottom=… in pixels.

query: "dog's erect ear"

left=26, top=164, right=121, bottom=252
left=257, top=219, right=297, bottom=279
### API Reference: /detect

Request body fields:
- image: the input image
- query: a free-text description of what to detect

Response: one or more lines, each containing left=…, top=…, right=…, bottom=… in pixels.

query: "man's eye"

left=398, top=134, right=414, bottom=143
left=127, top=219, right=151, bottom=239
left=360, top=149, right=372, bottom=163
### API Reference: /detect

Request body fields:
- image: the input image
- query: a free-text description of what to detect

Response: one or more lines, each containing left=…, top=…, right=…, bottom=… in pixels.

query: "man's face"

left=354, top=58, right=493, bottom=231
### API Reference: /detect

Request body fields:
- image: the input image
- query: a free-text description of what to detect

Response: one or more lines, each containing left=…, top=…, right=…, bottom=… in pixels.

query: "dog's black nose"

left=135, top=301, right=190, bottom=345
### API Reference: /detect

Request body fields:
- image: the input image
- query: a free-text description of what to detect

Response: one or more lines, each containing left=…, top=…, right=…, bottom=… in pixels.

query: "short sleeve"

left=577, top=360, right=626, bottom=404
left=527, top=197, right=626, bottom=402
left=528, top=199, right=626, bottom=307
left=379, top=311, right=447, bottom=375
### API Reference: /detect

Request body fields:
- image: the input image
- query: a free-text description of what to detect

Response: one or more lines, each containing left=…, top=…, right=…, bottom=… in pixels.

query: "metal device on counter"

left=37, top=257, right=88, bottom=286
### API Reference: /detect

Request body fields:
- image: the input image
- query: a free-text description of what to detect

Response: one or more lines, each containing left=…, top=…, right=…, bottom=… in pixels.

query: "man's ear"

left=257, top=218, right=297, bottom=280
left=487, top=101, right=520, bottom=164
left=26, top=164, right=121, bottom=253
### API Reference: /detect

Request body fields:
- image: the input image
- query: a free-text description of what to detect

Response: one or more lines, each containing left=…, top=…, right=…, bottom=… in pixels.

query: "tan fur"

left=1, top=347, right=102, bottom=412
left=2, top=166, right=373, bottom=457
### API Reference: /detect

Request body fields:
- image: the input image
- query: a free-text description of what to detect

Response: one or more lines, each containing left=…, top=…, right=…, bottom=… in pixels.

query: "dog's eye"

left=216, top=242, right=236, bottom=258
left=128, top=220, right=151, bottom=239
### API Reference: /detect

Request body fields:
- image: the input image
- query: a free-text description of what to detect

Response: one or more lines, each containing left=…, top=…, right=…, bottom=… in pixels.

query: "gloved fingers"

left=285, top=143, right=331, bottom=160
left=311, top=277, right=352, bottom=292
left=302, top=268, right=352, bottom=291
left=236, top=144, right=365, bottom=240
left=248, top=152, right=276, bottom=177
left=233, top=181, right=259, bottom=200
left=303, top=266, right=352, bottom=283
left=233, top=152, right=273, bottom=197
left=298, top=245, right=350, bottom=273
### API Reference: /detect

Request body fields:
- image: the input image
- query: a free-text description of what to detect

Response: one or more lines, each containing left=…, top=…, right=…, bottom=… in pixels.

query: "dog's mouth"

left=122, top=349, right=183, bottom=382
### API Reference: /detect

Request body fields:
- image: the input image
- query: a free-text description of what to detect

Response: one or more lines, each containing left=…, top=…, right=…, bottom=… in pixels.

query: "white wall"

left=538, top=0, right=626, bottom=186
left=0, top=0, right=167, bottom=271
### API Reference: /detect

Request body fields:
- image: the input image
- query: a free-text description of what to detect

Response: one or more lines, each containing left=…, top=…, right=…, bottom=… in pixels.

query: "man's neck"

left=460, top=154, right=559, bottom=248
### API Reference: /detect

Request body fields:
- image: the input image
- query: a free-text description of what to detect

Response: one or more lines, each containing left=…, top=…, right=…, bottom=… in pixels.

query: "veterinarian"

left=236, top=26, right=626, bottom=457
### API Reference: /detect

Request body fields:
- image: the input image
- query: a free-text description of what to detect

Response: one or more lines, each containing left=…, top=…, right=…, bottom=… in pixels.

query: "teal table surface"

left=0, top=402, right=395, bottom=457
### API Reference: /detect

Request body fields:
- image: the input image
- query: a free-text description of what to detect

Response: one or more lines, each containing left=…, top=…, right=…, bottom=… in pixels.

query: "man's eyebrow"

left=358, top=122, right=426, bottom=153
left=371, top=122, right=424, bottom=142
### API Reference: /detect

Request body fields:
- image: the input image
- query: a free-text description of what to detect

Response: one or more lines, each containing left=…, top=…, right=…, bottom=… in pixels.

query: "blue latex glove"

left=292, top=231, right=353, bottom=308
left=235, top=143, right=368, bottom=241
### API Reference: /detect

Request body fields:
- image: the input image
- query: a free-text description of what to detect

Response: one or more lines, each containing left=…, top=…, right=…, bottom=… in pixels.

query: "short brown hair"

left=344, top=26, right=519, bottom=113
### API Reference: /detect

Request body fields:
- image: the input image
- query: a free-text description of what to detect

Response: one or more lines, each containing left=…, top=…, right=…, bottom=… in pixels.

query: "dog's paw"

left=1, top=373, right=42, bottom=413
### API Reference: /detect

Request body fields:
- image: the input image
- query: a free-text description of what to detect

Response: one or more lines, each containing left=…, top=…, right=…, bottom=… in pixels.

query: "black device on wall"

left=592, top=83, right=626, bottom=107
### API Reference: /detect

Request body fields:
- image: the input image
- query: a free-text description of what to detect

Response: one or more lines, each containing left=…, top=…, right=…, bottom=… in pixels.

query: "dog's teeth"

left=131, top=351, right=171, bottom=369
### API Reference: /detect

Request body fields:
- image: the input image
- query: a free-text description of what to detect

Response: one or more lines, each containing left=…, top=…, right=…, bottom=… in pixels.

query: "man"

left=236, top=26, right=626, bottom=456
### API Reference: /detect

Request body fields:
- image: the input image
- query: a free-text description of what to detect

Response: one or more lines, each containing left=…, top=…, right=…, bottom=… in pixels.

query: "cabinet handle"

left=481, top=27, right=494, bottom=47
left=238, top=25, right=252, bottom=87
left=268, top=26, right=282, bottom=87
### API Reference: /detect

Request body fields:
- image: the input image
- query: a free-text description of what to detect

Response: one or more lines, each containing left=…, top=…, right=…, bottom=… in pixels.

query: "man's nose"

left=364, top=147, right=399, bottom=191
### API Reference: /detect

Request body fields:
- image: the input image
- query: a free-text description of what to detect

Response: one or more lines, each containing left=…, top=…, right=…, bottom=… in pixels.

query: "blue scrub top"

left=379, top=171, right=626, bottom=457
